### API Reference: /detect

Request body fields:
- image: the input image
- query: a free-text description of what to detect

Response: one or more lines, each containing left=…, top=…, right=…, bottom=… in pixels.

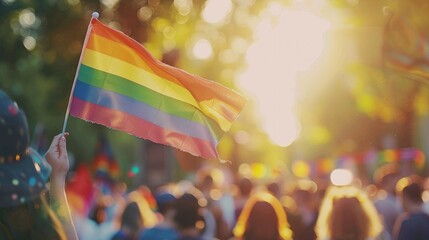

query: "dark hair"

left=120, top=202, right=143, bottom=231
left=89, top=202, right=107, bottom=225
left=243, top=201, right=280, bottom=240
left=174, top=193, right=202, bottom=229
left=238, top=178, right=253, bottom=197
left=0, top=195, right=65, bottom=239
left=329, top=197, right=369, bottom=240
left=403, top=182, right=423, bottom=204
left=155, top=193, right=176, bottom=215
left=267, top=182, right=280, bottom=197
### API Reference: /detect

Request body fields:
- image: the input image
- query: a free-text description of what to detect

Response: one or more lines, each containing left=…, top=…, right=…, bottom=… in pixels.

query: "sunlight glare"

left=238, top=6, right=330, bottom=147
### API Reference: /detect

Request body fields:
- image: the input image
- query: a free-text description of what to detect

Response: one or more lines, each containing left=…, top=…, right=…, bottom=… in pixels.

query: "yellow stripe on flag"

left=81, top=49, right=200, bottom=110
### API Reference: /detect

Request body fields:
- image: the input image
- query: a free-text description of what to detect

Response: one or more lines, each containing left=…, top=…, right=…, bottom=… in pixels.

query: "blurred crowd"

left=68, top=161, right=429, bottom=240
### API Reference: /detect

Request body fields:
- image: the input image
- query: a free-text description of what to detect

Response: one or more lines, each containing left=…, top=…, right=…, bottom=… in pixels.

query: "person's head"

left=0, top=90, right=66, bottom=239
left=119, top=201, right=144, bottom=234
left=374, top=163, right=400, bottom=194
left=174, top=192, right=204, bottom=231
left=155, top=192, right=177, bottom=216
left=397, top=176, right=424, bottom=211
left=266, top=181, right=280, bottom=197
left=233, top=191, right=292, bottom=240
left=89, top=202, right=108, bottom=225
left=237, top=177, right=253, bottom=197
left=329, top=197, right=370, bottom=240
left=315, top=186, right=383, bottom=240
left=403, top=182, right=423, bottom=204
left=291, top=179, right=318, bottom=210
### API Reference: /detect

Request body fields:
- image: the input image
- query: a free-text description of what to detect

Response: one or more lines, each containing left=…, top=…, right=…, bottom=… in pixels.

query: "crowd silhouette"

left=67, top=160, right=429, bottom=240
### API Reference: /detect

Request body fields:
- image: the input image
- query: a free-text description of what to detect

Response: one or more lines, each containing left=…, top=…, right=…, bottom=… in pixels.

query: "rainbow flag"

left=69, top=17, right=246, bottom=159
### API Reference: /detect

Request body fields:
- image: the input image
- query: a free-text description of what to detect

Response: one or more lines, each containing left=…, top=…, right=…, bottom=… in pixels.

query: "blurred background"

left=1, top=0, right=428, bottom=189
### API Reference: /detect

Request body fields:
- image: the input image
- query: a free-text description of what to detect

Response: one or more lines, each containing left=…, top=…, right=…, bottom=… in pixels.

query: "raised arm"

left=45, top=133, right=79, bottom=240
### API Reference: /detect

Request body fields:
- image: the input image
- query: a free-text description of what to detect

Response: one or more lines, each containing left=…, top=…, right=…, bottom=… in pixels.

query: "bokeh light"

left=251, top=163, right=267, bottom=179
left=202, top=0, right=233, bottom=24
left=19, top=9, right=36, bottom=28
left=138, top=7, right=153, bottom=22
left=174, top=0, right=193, bottom=16
left=127, top=165, right=140, bottom=178
left=2, top=0, right=16, bottom=5
left=234, top=130, right=250, bottom=145
left=238, top=163, right=251, bottom=178
left=292, top=160, right=310, bottom=178
left=67, top=0, right=80, bottom=6
left=23, top=36, right=36, bottom=51
left=330, top=169, right=354, bottom=186
left=192, top=38, right=213, bottom=60
left=100, top=0, right=120, bottom=9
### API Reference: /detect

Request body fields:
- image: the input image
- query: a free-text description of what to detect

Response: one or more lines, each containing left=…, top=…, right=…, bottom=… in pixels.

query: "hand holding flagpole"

left=61, top=12, right=99, bottom=135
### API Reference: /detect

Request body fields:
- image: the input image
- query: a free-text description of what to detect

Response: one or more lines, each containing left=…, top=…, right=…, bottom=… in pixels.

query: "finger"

left=48, top=134, right=62, bottom=152
left=59, top=135, right=67, bottom=155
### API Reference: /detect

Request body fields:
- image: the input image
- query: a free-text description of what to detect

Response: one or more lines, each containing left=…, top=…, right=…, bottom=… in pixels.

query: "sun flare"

left=238, top=4, right=331, bottom=147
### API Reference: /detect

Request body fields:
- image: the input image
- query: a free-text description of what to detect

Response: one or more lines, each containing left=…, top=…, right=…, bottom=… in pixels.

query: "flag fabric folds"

left=69, top=18, right=246, bottom=159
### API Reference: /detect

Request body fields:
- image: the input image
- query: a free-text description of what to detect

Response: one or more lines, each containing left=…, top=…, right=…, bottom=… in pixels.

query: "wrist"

left=49, top=175, right=66, bottom=188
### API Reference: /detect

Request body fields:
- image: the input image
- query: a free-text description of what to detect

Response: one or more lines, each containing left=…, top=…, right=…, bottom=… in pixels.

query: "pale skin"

left=45, top=133, right=78, bottom=240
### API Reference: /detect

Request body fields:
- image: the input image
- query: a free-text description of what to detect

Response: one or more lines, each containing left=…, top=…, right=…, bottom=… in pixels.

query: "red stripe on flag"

left=70, top=97, right=219, bottom=159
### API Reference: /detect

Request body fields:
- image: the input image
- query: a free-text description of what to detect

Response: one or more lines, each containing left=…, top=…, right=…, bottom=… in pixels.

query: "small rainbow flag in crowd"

left=64, top=13, right=246, bottom=159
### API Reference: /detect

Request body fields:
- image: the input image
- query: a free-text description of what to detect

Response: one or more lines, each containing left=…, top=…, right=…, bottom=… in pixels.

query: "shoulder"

left=139, top=227, right=179, bottom=240
left=176, top=236, right=207, bottom=240
left=111, top=230, right=128, bottom=240
left=403, top=212, right=429, bottom=224
left=398, top=212, right=429, bottom=235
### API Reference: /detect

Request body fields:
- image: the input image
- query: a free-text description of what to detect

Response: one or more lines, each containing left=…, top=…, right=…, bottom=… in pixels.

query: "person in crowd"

left=174, top=191, right=207, bottom=240
left=175, top=180, right=217, bottom=239
left=196, top=169, right=231, bottom=239
left=139, top=191, right=179, bottom=240
left=0, top=89, right=77, bottom=239
left=288, top=180, right=319, bottom=240
left=233, top=191, right=293, bottom=240
left=393, top=177, right=429, bottom=240
left=111, top=201, right=144, bottom=240
left=234, top=177, right=254, bottom=225
left=89, top=199, right=118, bottom=239
left=315, top=185, right=384, bottom=240
left=89, top=201, right=109, bottom=225
left=373, top=164, right=402, bottom=239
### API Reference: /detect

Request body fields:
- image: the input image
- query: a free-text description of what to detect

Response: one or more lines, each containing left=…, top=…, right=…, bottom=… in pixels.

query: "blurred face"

left=385, top=175, right=400, bottom=194
left=97, top=209, right=107, bottom=223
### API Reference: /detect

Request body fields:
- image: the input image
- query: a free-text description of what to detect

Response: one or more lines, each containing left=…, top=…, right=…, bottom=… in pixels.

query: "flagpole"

left=61, top=12, right=99, bottom=135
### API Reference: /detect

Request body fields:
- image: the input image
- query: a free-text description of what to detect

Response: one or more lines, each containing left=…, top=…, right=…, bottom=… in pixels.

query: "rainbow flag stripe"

left=70, top=18, right=246, bottom=159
